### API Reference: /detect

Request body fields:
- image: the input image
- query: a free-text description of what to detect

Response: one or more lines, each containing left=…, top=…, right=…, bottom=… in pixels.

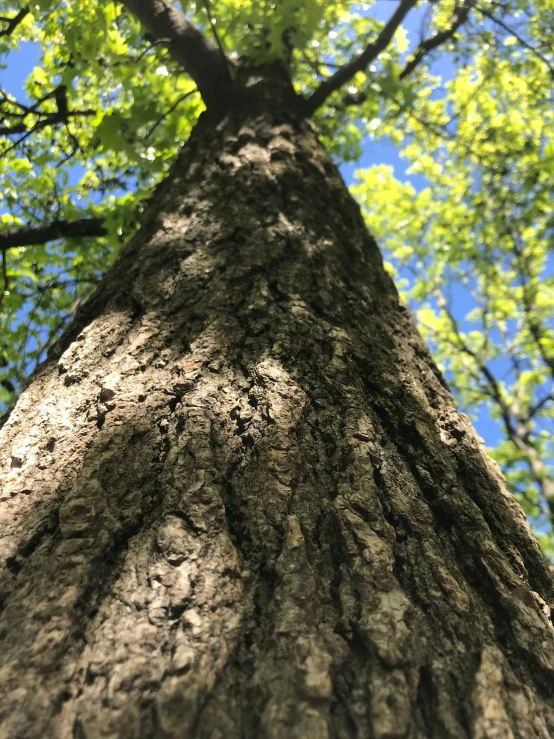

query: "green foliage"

left=353, top=39, right=554, bottom=546
left=0, top=0, right=204, bottom=397
left=1, top=0, right=553, bottom=552
left=0, top=0, right=416, bottom=399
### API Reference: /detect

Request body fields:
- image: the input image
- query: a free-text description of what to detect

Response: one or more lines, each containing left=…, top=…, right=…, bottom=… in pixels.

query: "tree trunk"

left=1, top=75, right=554, bottom=739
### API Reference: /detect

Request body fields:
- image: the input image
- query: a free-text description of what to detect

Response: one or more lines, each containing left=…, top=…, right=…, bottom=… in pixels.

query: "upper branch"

left=0, top=108, right=95, bottom=136
left=0, top=8, right=29, bottom=38
left=0, top=218, right=107, bottom=252
left=303, top=0, right=417, bottom=116
left=400, top=0, right=471, bottom=80
left=118, top=0, right=233, bottom=110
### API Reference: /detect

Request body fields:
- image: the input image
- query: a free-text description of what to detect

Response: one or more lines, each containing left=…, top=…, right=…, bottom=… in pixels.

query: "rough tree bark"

left=1, top=70, right=554, bottom=739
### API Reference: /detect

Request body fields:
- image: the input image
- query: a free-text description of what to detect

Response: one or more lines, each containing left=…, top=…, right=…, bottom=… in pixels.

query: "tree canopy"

left=353, top=22, right=554, bottom=551
left=1, top=0, right=553, bottom=548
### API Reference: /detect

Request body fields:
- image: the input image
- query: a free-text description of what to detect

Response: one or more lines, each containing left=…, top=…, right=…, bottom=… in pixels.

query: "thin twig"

left=147, top=88, right=197, bottom=137
left=470, top=2, right=554, bottom=77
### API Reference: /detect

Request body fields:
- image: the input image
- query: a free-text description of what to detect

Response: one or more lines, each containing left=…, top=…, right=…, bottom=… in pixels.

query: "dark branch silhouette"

left=304, top=0, right=417, bottom=116
left=0, top=218, right=107, bottom=252
left=400, top=0, right=472, bottom=80
left=0, top=8, right=29, bottom=38
left=0, top=108, right=96, bottom=137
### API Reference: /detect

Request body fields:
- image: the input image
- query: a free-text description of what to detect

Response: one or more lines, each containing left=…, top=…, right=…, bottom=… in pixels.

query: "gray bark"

left=1, top=75, right=554, bottom=738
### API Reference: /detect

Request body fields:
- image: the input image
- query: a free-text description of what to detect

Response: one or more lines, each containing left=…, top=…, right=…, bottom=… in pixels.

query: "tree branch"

left=500, top=219, right=554, bottom=381
left=436, top=290, right=554, bottom=520
left=0, top=8, right=29, bottom=38
left=147, top=88, right=197, bottom=137
left=470, top=2, right=554, bottom=77
left=0, top=218, right=107, bottom=252
left=0, top=249, right=8, bottom=309
left=399, top=0, right=471, bottom=80
left=202, top=0, right=229, bottom=72
left=118, top=0, right=234, bottom=111
left=304, top=0, right=417, bottom=116
left=0, top=108, right=95, bottom=136
left=528, top=391, right=554, bottom=421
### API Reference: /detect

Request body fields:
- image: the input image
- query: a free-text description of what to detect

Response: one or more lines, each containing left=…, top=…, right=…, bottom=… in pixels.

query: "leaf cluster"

left=353, top=28, right=554, bottom=545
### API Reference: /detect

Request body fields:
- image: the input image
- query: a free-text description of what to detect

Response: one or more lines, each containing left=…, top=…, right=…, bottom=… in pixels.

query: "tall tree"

left=1, top=1, right=554, bottom=736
